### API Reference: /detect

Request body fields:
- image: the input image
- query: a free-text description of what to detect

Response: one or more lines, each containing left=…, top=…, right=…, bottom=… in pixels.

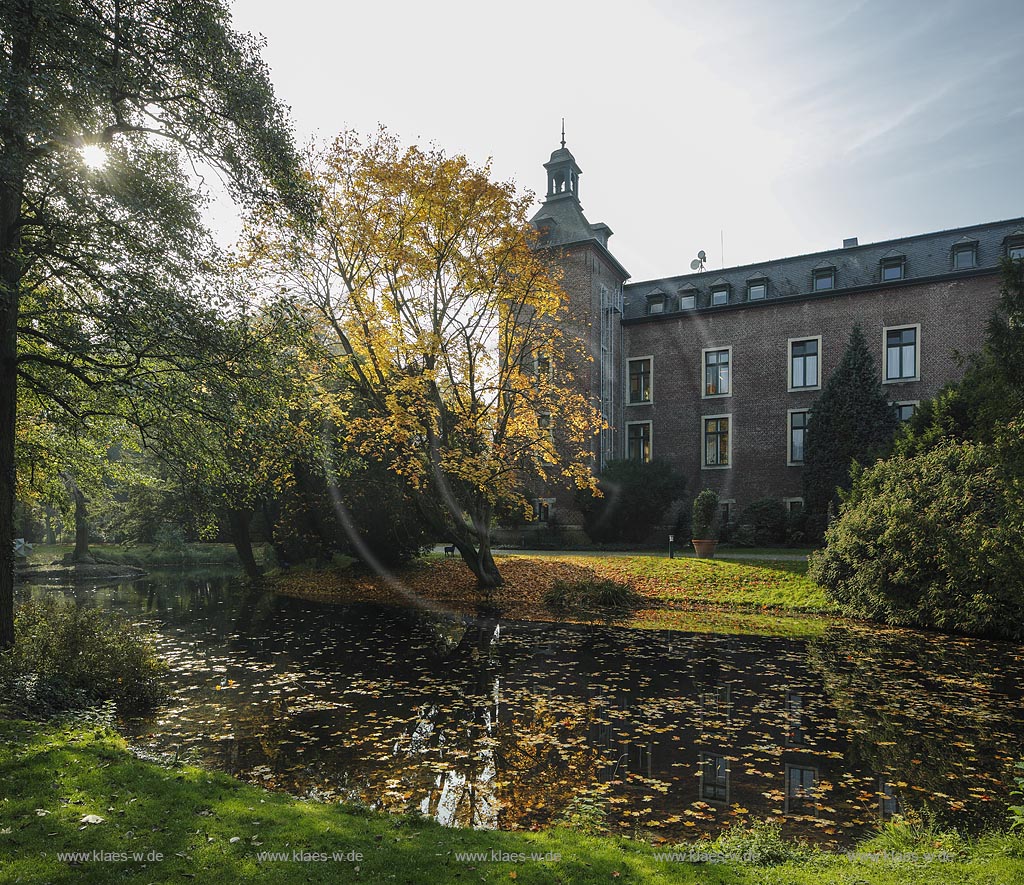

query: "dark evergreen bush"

left=577, top=459, right=686, bottom=544
left=736, top=498, right=788, bottom=546
left=809, top=430, right=1024, bottom=640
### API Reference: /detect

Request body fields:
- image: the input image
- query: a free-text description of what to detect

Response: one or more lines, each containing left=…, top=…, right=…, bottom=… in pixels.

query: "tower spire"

left=560, top=118, right=565, bottom=149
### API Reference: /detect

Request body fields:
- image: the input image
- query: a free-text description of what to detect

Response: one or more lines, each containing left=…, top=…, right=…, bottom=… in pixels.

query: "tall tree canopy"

left=246, top=130, right=603, bottom=590
left=0, top=0, right=304, bottom=648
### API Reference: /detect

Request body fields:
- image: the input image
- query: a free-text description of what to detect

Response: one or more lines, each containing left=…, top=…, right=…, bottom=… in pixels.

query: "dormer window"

left=747, top=279, right=767, bottom=301
left=678, top=284, right=698, bottom=310
left=711, top=286, right=729, bottom=306
left=952, top=241, right=977, bottom=270
left=881, top=256, right=905, bottom=281
left=646, top=292, right=667, bottom=315
left=813, top=268, right=835, bottom=291
left=1006, top=234, right=1024, bottom=261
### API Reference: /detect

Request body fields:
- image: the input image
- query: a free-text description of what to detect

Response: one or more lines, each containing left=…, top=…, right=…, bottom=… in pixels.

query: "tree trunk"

left=0, top=9, right=35, bottom=649
left=60, top=473, right=94, bottom=563
left=227, top=508, right=262, bottom=579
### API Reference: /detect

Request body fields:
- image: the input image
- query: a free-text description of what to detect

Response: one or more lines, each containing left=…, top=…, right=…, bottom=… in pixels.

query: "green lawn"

left=23, top=542, right=266, bottom=569
left=2, top=720, right=1021, bottom=884
left=554, top=555, right=837, bottom=614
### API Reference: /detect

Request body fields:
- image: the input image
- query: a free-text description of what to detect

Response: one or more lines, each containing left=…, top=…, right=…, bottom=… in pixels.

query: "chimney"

left=843, top=237, right=858, bottom=248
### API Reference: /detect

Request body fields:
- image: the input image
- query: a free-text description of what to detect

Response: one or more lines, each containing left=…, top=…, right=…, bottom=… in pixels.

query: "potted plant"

left=691, top=489, right=720, bottom=558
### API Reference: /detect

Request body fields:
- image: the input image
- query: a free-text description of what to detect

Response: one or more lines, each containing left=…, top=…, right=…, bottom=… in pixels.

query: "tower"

left=530, top=132, right=629, bottom=478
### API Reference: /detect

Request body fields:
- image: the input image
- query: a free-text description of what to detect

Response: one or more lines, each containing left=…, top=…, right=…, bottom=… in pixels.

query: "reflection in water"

left=20, top=573, right=1024, bottom=846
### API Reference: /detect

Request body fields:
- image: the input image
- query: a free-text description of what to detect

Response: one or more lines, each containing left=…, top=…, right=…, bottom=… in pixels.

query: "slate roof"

left=622, top=218, right=1024, bottom=321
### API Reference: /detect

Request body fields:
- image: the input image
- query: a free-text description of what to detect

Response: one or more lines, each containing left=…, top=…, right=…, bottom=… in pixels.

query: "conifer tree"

left=803, top=325, right=899, bottom=519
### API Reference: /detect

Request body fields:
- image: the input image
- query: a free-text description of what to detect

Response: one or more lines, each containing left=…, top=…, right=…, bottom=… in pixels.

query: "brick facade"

left=529, top=140, right=1022, bottom=527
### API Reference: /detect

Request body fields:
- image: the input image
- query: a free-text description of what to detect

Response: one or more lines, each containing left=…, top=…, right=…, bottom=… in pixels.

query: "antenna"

left=560, top=118, right=566, bottom=149
left=691, top=250, right=707, bottom=272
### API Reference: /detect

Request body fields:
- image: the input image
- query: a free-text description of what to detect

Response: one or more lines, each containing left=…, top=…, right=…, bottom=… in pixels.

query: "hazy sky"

left=220, top=0, right=1024, bottom=282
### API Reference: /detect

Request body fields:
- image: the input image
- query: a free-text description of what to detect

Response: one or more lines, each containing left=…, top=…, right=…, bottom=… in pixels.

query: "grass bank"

left=272, top=554, right=838, bottom=639
left=1, top=719, right=1021, bottom=884
left=24, top=542, right=267, bottom=570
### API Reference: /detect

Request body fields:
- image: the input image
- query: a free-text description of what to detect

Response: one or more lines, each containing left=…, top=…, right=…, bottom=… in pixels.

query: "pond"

left=21, top=570, right=1024, bottom=847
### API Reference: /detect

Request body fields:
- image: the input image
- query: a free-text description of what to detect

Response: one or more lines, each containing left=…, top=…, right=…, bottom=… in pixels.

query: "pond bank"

left=271, top=554, right=837, bottom=638
left=1, top=719, right=1021, bottom=885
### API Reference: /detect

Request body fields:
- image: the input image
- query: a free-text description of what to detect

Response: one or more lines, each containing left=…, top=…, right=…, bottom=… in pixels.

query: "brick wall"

left=620, top=273, right=1002, bottom=514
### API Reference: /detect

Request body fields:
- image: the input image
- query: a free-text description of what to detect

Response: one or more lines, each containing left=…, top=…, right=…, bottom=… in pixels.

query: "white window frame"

left=782, top=497, right=804, bottom=514
left=1009, top=243, right=1024, bottom=261
left=679, top=291, right=697, bottom=310
left=711, top=286, right=730, bottom=306
left=787, top=335, right=821, bottom=392
left=701, top=413, right=732, bottom=470
left=718, top=498, right=736, bottom=524
left=701, top=346, right=733, bottom=399
left=535, top=498, right=555, bottom=522
left=953, top=244, right=977, bottom=270
left=882, top=323, right=921, bottom=383
left=784, top=763, right=819, bottom=817
left=698, top=752, right=730, bottom=805
left=626, top=355, right=654, bottom=405
left=787, top=409, right=809, bottom=466
left=747, top=280, right=767, bottom=301
left=891, top=400, right=920, bottom=423
left=812, top=268, right=835, bottom=291
left=625, top=420, right=653, bottom=463
left=881, top=257, right=905, bottom=282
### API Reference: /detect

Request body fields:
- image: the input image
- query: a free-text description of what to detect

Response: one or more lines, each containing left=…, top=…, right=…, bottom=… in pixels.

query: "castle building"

left=530, top=139, right=1024, bottom=527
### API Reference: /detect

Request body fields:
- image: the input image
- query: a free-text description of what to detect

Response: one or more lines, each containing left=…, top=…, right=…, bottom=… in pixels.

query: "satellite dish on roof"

left=698, top=250, right=707, bottom=261
left=690, top=259, right=701, bottom=270
left=691, top=250, right=707, bottom=272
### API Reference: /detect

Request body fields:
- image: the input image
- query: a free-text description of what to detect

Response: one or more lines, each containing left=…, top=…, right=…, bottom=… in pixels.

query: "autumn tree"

left=0, top=0, right=304, bottom=647
left=246, top=131, right=602, bottom=590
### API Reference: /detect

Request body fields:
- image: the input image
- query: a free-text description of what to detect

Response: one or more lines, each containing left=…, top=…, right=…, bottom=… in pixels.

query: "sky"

left=216, top=0, right=1024, bottom=283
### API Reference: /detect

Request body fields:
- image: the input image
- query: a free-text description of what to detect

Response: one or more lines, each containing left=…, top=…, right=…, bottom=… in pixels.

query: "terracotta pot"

left=691, top=539, right=718, bottom=559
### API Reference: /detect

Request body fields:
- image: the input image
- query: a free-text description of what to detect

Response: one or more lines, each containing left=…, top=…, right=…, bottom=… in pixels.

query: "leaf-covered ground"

left=272, top=554, right=836, bottom=638
left=2, top=719, right=1022, bottom=884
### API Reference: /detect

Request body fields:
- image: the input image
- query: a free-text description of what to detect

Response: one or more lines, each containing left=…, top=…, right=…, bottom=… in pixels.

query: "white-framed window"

left=788, top=336, right=821, bottom=391
left=647, top=294, right=666, bottom=315
left=535, top=498, right=555, bottom=522
left=626, top=421, right=652, bottom=463
left=702, top=346, right=732, bottom=398
left=702, top=414, right=732, bottom=469
left=785, top=764, right=818, bottom=816
left=883, top=324, right=920, bottom=383
left=953, top=243, right=977, bottom=269
left=699, top=753, right=729, bottom=803
left=881, top=257, right=905, bottom=281
left=747, top=280, right=767, bottom=301
left=788, top=409, right=809, bottom=465
left=679, top=292, right=697, bottom=310
left=813, top=268, right=835, bottom=291
left=1010, top=243, right=1024, bottom=261
left=782, top=497, right=804, bottom=514
left=892, top=400, right=918, bottom=423
left=627, top=356, right=653, bottom=404
left=711, top=285, right=730, bottom=306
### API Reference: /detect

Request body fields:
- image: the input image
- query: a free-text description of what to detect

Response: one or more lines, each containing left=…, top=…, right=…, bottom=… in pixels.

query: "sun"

left=80, top=143, right=107, bottom=171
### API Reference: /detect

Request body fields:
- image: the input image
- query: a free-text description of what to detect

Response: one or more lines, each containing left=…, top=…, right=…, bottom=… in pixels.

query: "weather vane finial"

left=560, top=118, right=566, bottom=149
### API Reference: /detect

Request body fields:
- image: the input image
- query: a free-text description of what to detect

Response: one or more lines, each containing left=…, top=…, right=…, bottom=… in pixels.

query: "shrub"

left=577, top=459, right=686, bottom=544
left=0, top=598, right=168, bottom=715
left=736, top=498, right=788, bottom=546
left=691, top=489, right=720, bottom=540
left=809, top=436, right=1024, bottom=640
left=542, top=578, right=640, bottom=612
left=1011, top=762, right=1024, bottom=831
left=708, top=820, right=812, bottom=865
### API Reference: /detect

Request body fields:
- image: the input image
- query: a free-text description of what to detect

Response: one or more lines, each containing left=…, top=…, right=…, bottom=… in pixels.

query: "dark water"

left=21, top=571, right=1024, bottom=846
